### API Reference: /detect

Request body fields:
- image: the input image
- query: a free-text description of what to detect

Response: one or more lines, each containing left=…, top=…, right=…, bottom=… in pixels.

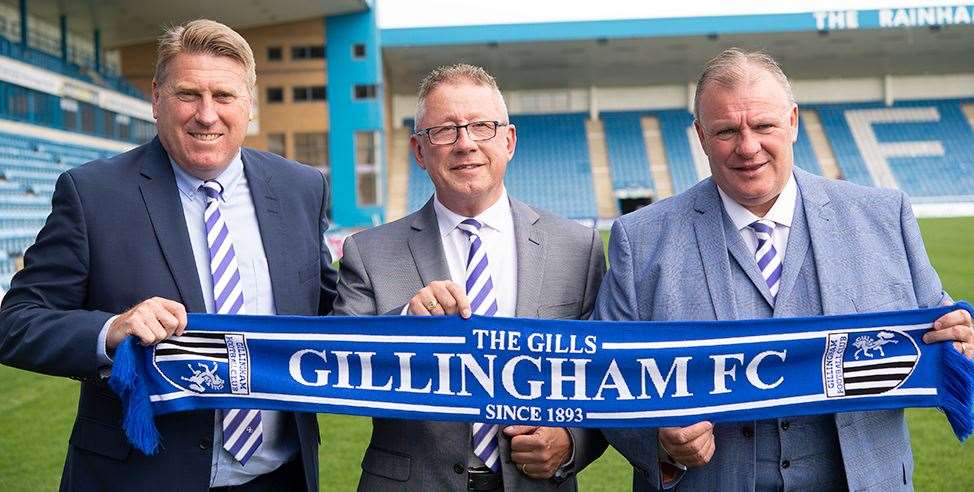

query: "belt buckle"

left=467, top=466, right=501, bottom=491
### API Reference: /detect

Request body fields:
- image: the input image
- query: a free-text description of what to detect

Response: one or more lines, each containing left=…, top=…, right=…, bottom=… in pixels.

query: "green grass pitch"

left=1, top=217, right=972, bottom=490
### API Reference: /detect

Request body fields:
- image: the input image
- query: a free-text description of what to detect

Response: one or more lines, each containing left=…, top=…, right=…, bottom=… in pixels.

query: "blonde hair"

left=693, top=48, right=795, bottom=121
left=154, top=19, right=256, bottom=97
left=414, top=63, right=508, bottom=130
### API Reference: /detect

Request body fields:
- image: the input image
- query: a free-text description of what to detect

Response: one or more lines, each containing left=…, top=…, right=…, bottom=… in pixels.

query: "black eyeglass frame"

left=413, top=120, right=511, bottom=145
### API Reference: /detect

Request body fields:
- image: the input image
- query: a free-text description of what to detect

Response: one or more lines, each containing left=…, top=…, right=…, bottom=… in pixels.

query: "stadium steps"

left=584, top=119, right=619, bottom=218
left=641, top=116, right=674, bottom=200
left=963, top=104, right=974, bottom=135
left=801, top=110, right=843, bottom=180
left=385, top=127, right=412, bottom=222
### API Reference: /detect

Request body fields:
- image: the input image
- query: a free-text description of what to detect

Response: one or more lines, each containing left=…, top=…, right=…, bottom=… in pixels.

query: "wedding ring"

left=425, top=299, right=438, bottom=310
left=518, top=463, right=527, bottom=474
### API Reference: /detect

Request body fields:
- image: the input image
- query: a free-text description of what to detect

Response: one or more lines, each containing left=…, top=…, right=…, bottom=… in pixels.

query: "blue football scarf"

left=109, top=303, right=974, bottom=455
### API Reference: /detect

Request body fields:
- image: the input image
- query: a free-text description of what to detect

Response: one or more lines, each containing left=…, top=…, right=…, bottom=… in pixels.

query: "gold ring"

left=518, top=463, right=527, bottom=474
left=425, top=299, right=438, bottom=310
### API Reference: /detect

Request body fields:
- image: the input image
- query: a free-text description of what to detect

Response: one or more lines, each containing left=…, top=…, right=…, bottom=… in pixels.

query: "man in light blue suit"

left=595, top=48, right=974, bottom=491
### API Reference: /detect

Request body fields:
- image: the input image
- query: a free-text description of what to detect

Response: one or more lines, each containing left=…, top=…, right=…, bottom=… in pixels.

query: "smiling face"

left=152, top=52, right=252, bottom=180
left=410, top=81, right=516, bottom=217
left=694, top=70, right=798, bottom=216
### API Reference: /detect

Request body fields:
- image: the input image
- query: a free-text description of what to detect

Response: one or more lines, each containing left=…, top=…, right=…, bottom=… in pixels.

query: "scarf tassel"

left=940, top=335, right=974, bottom=441
left=107, top=338, right=162, bottom=455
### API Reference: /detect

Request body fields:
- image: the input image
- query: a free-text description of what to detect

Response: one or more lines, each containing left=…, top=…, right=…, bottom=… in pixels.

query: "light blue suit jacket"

left=594, top=168, right=945, bottom=491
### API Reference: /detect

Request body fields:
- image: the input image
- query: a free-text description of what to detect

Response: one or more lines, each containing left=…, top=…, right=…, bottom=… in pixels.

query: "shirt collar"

left=169, top=151, right=244, bottom=203
left=717, top=172, right=798, bottom=231
left=433, top=187, right=512, bottom=238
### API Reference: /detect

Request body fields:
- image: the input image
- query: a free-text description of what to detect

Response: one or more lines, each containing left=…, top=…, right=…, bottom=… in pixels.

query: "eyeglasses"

left=414, top=120, right=510, bottom=146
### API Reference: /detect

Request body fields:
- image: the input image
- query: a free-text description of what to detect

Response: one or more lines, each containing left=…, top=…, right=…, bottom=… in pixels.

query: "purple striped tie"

left=458, top=219, right=500, bottom=471
left=201, top=180, right=262, bottom=465
left=749, top=219, right=782, bottom=300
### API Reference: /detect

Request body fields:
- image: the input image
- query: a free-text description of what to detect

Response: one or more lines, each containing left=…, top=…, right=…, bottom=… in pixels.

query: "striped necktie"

left=200, top=180, right=263, bottom=465
left=458, top=218, right=500, bottom=471
left=749, top=219, right=783, bottom=300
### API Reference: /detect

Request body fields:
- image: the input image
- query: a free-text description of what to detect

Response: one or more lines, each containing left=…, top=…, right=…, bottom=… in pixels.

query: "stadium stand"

left=0, top=130, right=115, bottom=288
left=813, top=98, right=974, bottom=200
left=402, top=97, right=974, bottom=220
left=0, top=35, right=144, bottom=99
left=601, top=111, right=655, bottom=193
left=406, top=113, right=598, bottom=219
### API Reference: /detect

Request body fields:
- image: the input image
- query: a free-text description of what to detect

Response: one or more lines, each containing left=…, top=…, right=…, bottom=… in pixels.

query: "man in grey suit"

left=334, top=64, right=606, bottom=491
left=595, top=48, right=974, bottom=491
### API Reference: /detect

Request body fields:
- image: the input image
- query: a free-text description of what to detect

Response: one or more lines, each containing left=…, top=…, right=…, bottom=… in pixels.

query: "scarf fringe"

left=107, top=338, right=161, bottom=455
left=941, top=338, right=974, bottom=441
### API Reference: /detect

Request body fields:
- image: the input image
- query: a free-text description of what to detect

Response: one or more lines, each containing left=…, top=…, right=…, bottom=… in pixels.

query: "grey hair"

left=414, top=63, right=509, bottom=131
left=155, top=19, right=256, bottom=98
left=693, top=48, right=795, bottom=121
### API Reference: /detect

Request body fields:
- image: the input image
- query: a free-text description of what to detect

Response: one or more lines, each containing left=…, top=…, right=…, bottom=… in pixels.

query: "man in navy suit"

left=595, top=48, right=974, bottom=491
left=0, top=19, right=335, bottom=491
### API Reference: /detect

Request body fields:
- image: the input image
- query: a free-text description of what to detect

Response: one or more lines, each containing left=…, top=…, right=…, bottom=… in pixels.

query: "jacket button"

left=780, top=420, right=790, bottom=431
left=199, top=437, right=212, bottom=450
left=742, top=426, right=754, bottom=438
left=453, top=463, right=465, bottom=474
left=781, top=460, right=791, bottom=469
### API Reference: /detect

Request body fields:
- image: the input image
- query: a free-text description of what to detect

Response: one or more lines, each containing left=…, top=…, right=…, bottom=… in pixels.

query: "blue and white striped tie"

left=458, top=219, right=500, bottom=471
left=201, top=180, right=262, bottom=465
left=749, top=219, right=783, bottom=300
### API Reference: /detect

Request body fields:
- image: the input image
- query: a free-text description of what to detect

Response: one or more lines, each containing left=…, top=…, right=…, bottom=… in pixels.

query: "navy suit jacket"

left=0, top=137, right=337, bottom=491
left=595, top=169, right=945, bottom=491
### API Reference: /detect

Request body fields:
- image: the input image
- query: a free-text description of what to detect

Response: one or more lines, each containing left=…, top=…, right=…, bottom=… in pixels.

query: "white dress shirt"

left=432, top=188, right=518, bottom=317
left=717, top=173, right=798, bottom=264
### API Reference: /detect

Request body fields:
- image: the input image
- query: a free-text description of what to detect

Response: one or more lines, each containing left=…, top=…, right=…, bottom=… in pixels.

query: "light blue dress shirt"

left=96, top=154, right=297, bottom=487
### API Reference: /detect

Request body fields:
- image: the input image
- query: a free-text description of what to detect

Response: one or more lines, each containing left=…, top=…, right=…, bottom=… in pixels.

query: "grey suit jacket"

left=334, top=197, right=607, bottom=491
left=594, top=168, right=945, bottom=491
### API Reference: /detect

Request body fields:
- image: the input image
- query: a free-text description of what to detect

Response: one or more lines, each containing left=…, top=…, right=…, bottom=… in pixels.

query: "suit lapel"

left=721, top=210, right=777, bottom=307
left=772, top=189, right=810, bottom=315
left=691, top=182, right=738, bottom=321
left=407, top=199, right=451, bottom=286
left=242, top=150, right=296, bottom=314
left=796, top=169, right=852, bottom=315
left=511, top=198, right=544, bottom=318
left=138, top=138, right=206, bottom=313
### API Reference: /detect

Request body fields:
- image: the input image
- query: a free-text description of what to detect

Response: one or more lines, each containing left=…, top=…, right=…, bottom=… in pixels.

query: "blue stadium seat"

left=812, top=98, right=974, bottom=199
left=406, top=113, right=598, bottom=219
left=601, top=111, right=655, bottom=192
left=0, top=130, right=118, bottom=267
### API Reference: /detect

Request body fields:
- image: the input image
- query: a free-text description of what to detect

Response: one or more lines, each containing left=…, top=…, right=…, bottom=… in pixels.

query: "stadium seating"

left=0, top=36, right=145, bottom=99
left=601, top=111, right=655, bottom=192
left=406, top=113, right=598, bottom=219
left=0, top=130, right=115, bottom=288
left=656, top=109, right=700, bottom=195
left=813, top=98, right=974, bottom=199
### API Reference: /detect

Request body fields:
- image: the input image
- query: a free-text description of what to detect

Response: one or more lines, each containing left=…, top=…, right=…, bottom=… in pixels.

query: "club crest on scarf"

left=153, top=331, right=252, bottom=395
left=823, top=329, right=919, bottom=398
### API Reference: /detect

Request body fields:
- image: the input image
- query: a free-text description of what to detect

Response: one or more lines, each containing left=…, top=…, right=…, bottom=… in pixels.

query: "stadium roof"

left=382, top=5, right=974, bottom=92
left=5, top=0, right=370, bottom=47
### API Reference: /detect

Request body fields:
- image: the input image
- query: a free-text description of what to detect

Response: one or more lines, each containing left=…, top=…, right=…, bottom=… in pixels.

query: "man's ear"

left=693, top=120, right=706, bottom=149
left=151, top=79, right=160, bottom=120
left=410, top=134, right=426, bottom=170
left=505, top=124, right=517, bottom=159
left=789, top=104, right=799, bottom=143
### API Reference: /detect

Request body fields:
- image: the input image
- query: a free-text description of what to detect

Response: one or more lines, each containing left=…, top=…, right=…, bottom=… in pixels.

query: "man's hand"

left=407, top=280, right=472, bottom=318
left=923, top=308, right=974, bottom=358
left=106, top=297, right=188, bottom=349
left=503, top=425, right=572, bottom=479
left=658, top=421, right=715, bottom=468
